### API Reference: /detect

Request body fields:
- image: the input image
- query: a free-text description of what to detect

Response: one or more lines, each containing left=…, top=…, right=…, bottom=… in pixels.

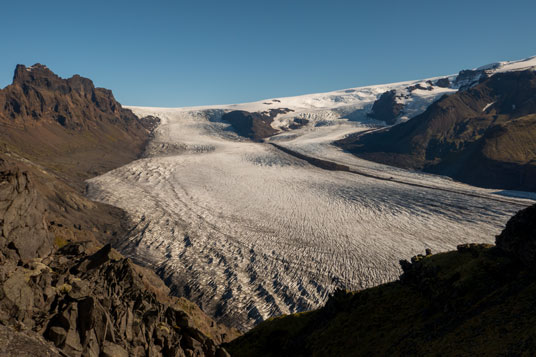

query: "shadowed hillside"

left=227, top=204, right=536, bottom=356
left=337, top=70, right=536, bottom=192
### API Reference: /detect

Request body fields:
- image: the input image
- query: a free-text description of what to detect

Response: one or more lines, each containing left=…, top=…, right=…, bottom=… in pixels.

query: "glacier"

left=87, top=63, right=535, bottom=329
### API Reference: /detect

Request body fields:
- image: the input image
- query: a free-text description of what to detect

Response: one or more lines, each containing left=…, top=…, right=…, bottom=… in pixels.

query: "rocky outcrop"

left=435, top=77, right=450, bottom=88
left=453, top=68, right=486, bottom=90
left=0, top=64, right=154, bottom=190
left=288, top=118, right=309, bottom=130
left=222, top=108, right=293, bottom=141
left=366, top=90, right=404, bottom=125
left=0, top=324, right=62, bottom=357
left=496, top=204, right=536, bottom=267
left=0, top=158, right=53, bottom=263
left=0, top=242, right=236, bottom=356
left=338, top=70, right=536, bottom=191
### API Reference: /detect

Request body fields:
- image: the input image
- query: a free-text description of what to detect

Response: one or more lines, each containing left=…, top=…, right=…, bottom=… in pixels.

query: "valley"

left=3, top=2, right=536, bottom=354
left=87, top=102, right=533, bottom=330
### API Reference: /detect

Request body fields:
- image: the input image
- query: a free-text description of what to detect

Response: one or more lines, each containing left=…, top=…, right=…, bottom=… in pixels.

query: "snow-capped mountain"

left=337, top=56, right=536, bottom=192
left=170, top=55, right=536, bottom=132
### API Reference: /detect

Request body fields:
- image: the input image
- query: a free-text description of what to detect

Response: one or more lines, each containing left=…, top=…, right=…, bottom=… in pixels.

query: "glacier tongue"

left=86, top=104, right=532, bottom=330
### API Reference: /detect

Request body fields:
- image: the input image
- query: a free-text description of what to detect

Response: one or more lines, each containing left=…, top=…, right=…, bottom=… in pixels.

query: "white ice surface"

left=87, top=105, right=533, bottom=329
left=86, top=56, right=536, bottom=329
left=162, top=74, right=458, bottom=131
left=484, top=56, right=536, bottom=73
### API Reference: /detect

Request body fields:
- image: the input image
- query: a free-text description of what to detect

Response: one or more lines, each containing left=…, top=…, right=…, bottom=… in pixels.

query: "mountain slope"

left=337, top=68, right=536, bottom=192
left=0, top=64, right=158, bottom=190
left=227, top=204, right=536, bottom=356
left=0, top=64, right=238, bottom=356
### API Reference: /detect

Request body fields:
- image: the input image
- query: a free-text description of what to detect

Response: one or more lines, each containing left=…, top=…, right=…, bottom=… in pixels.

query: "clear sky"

left=2, top=0, right=535, bottom=107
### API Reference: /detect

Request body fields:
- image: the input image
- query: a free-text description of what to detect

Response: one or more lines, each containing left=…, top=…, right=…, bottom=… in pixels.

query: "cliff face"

left=0, top=64, right=156, bottom=190
left=337, top=70, right=536, bottom=191
left=0, top=64, right=238, bottom=356
left=227, top=204, right=536, bottom=356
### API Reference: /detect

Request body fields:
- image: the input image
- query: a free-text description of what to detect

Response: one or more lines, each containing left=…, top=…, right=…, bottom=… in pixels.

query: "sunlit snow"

left=87, top=63, right=535, bottom=329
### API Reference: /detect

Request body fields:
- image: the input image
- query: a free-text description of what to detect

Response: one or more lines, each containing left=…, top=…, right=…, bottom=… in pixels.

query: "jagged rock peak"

left=11, top=63, right=97, bottom=95
left=13, top=63, right=60, bottom=84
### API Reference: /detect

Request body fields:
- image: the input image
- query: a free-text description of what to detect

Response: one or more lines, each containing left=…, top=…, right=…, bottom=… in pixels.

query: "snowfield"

left=87, top=61, right=535, bottom=329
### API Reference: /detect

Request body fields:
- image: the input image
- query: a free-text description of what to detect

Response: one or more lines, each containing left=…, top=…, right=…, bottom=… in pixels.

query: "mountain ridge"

left=336, top=69, right=536, bottom=191
left=0, top=63, right=157, bottom=190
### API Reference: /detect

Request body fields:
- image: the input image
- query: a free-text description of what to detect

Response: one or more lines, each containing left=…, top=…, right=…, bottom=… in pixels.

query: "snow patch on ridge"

left=482, top=102, right=495, bottom=112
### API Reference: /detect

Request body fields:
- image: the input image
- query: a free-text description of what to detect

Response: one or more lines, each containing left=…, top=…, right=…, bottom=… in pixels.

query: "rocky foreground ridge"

left=0, top=65, right=238, bottom=356
left=227, top=204, right=536, bottom=356
left=0, top=237, right=235, bottom=356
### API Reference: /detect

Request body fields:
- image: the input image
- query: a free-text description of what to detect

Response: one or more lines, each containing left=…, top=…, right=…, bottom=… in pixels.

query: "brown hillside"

left=0, top=64, right=238, bottom=356
left=337, top=70, right=536, bottom=191
left=0, top=64, right=156, bottom=190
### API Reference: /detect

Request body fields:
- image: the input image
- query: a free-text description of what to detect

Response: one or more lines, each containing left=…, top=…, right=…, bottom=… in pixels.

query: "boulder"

left=0, top=163, right=53, bottom=263
left=366, top=90, right=404, bottom=125
left=101, top=342, right=129, bottom=357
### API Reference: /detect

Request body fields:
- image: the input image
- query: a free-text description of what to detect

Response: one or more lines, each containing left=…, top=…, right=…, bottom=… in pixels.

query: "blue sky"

left=2, top=0, right=535, bottom=107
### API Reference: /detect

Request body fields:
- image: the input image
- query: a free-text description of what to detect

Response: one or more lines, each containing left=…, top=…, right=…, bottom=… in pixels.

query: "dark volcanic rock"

left=496, top=204, right=536, bottom=267
left=435, top=77, right=451, bottom=88
left=0, top=324, right=62, bottom=357
left=288, top=118, right=309, bottom=130
left=0, top=64, right=239, bottom=356
left=222, top=108, right=293, bottom=141
left=366, top=90, right=404, bottom=125
left=454, top=68, right=484, bottom=90
left=407, top=83, right=433, bottom=92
